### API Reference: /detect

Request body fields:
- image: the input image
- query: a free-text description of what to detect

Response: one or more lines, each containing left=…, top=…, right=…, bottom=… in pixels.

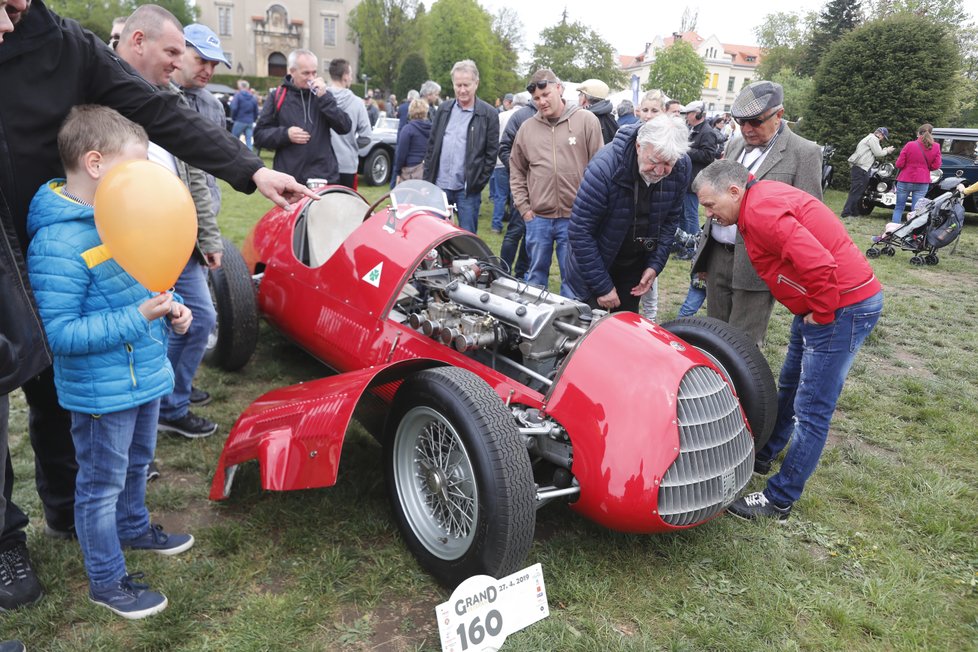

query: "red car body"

left=209, top=182, right=762, bottom=583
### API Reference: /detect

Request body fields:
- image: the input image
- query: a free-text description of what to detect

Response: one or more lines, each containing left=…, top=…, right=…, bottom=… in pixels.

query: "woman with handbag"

left=391, top=98, right=431, bottom=187
left=891, top=123, right=942, bottom=224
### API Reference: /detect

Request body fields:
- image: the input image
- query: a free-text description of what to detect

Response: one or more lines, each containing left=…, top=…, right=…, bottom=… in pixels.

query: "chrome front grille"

left=659, top=366, right=754, bottom=526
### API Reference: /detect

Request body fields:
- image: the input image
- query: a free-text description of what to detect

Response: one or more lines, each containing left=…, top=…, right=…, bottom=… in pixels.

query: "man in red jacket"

left=694, top=160, right=883, bottom=521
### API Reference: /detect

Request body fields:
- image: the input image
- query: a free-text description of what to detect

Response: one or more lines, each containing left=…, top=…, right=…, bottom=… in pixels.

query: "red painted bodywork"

left=210, top=187, right=731, bottom=533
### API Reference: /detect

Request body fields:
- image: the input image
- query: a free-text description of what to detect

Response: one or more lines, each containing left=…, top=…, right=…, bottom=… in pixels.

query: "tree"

left=798, top=0, right=863, bottom=76
left=48, top=0, right=197, bottom=41
left=425, top=0, right=508, bottom=101
left=348, top=0, right=424, bottom=97
left=753, top=10, right=815, bottom=78
left=680, top=7, right=698, bottom=33
left=645, top=40, right=707, bottom=103
left=801, top=14, right=959, bottom=183
left=769, top=68, right=814, bottom=122
left=528, top=10, right=627, bottom=88
left=395, top=53, right=429, bottom=100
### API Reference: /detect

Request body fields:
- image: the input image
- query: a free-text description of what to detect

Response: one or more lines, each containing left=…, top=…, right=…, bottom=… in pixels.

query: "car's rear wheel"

left=857, top=194, right=875, bottom=216
left=384, top=367, right=535, bottom=587
left=363, top=148, right=391, bottom=186
left=661, top=316, right=778, bottom=451
left=204, top=237, right=259, bottom=371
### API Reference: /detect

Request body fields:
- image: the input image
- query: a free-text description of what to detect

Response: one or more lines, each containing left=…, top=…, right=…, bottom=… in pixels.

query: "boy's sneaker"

left=158, top=410, right=217, bottom=439
left=120, top=524, right=194, bottom=556
left=0, top=641, right=26, bottom=652
left=727, top=492, right=791, bottom=522
left=189, top=386, right=212, bottom=406
left=0, top=542, right=44, bottom=611
left=89, top=573, right=167, bottom=620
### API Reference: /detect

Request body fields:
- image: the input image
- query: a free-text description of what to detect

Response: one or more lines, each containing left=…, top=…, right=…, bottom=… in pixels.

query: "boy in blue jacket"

left=26, top=105, right=195, bottom=619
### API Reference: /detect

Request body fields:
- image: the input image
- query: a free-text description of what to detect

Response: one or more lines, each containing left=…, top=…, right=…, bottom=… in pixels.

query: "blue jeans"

left=682, top=192, right=701, bottom=234
left=71, top=400, right=158, bottom=588
left=160, top=260, right=217, bottom=420
left=678, top=279, right=706, bottom=317
left=489, top=167, right=510, bottom=232
left=759, top=291, right=883, bottom=507
left=445, top=189, right=482, bottom=234
left=500, top=207, right=529, bottom=278
left=524, top=216, right=570, bottom=296
left=232, top=121, right=253, bottom=150
left=892, top=181, right=929, bottom=223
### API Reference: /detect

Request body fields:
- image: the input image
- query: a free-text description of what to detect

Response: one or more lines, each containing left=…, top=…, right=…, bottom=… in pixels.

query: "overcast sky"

left=470, top=0, right=834, bottom=54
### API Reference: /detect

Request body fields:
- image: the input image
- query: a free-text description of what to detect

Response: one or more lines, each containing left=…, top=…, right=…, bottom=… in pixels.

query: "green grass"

left=3, top=177, right=978, bottom=651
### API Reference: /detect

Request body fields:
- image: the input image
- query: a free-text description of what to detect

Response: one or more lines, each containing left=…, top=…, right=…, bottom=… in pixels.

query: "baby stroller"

left=866, top=177, right=965, bottom=266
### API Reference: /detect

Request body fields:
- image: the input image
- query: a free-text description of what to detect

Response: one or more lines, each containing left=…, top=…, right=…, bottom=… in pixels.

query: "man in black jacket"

left=423, top=59, right=498, bottom=234
left=680, top=100, right=719, bottom=239
left=577, top=79, right=618, bottom=145
left=254, top=49, right=352, bottom=186
left=0, top=0, right=315, bottom=611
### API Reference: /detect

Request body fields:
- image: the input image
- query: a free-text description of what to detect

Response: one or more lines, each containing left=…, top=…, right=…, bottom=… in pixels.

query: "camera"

left=634, top=237, right=658, bottom=251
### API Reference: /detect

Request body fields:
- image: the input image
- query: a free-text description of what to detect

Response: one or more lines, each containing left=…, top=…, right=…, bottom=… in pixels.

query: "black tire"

left=204, top=237, right=258, bottom=371
left=866, top=247, right=880, bottom=258
left=384, top=367, right=535, bottom=587
left=363, top=148, right=391, bottom=186
left=661, top=316, right=778, bottom=451
left=883, top=246, right=896, bottom=257
left=924, top=253, right=939, bottom=266
left=857, top=194, right=875, bottom=216
left=910, top=255, right=925, bottom=266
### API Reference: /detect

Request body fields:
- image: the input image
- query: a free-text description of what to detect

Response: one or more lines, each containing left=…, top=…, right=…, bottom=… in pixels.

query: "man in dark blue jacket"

left=566, top=116, right=691, bottom=311
left=423, top=59, right=498, bottom=234
left=230, top=80, right=259, bottom=150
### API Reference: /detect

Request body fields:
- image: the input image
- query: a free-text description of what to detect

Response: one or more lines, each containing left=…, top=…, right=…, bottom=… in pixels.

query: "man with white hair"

left=423, top=59, right=498, bottom=233
left=566, top=115, right=691, bottom=310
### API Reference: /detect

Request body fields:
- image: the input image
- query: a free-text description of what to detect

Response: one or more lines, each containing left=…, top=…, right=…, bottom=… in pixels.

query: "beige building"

left=620, top=31, right=762, bottom=114
left=196, top=0, right=361, bottom=79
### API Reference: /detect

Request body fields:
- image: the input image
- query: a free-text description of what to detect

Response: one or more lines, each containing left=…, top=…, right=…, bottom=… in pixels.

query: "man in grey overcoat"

left=690, top=81, right=823, bottom=346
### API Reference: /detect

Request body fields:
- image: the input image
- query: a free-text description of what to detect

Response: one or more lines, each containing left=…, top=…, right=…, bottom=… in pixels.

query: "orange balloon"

left=94, top=160, right=198, bottom=292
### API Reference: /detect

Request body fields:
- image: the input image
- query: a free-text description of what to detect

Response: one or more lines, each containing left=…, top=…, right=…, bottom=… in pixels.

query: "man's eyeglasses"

left=734, top=109, right=780, bottom=128
left=526, top=79, right=558, bottom=94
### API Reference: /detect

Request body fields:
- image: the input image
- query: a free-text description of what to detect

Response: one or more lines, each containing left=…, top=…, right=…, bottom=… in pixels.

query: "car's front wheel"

left=661, top=316, right=778, bottom=451
left=384, top=367, right=535, bottom=587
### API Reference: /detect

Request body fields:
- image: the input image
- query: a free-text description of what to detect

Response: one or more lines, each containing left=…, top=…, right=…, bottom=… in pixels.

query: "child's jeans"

left=71, top=399, right=158, bottom=590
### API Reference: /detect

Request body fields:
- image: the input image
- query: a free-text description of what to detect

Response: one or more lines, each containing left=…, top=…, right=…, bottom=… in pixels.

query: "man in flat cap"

left=689, top=80, right=822, bottom=348
left=578, top=79, right=618, bottom=145
left=841, top=127, right=894, bottom=218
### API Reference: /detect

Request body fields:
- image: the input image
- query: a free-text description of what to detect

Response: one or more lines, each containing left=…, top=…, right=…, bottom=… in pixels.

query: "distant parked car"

left=358, top=115, right=398, bottom=186
left=932, top=128, right=978, bottom=213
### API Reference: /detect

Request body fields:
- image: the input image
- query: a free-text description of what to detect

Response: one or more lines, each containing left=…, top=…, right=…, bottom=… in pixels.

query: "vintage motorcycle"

left=856, top=159, right=942, bottom=216
left=821, top=144, right=836, bottom=192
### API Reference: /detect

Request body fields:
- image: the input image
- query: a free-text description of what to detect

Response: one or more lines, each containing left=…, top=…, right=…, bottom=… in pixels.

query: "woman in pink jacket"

left=892, top=123, right=941, bottom=224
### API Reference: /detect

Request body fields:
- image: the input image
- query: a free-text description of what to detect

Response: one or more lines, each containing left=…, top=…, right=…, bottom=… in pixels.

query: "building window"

left=224, top=51, right=233, bottom=66
left=727, top=77, right=735, bottom=92
left=323, top=15, right=337, bottom=47
left=724, top=104, right=731, bottom=112
left=711, top=73, right=719, bottom=89
left=218, top=6, right=232, bottom=37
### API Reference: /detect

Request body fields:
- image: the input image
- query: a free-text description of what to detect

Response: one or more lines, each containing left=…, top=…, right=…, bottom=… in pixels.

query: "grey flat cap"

left=731, top=81, right=784, bottom=119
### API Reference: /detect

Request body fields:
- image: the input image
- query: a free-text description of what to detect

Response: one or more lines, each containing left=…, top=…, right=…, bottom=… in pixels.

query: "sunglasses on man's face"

left=526, top=79, right=558, bottom=94
left=734, top=109, right=780, bottom=128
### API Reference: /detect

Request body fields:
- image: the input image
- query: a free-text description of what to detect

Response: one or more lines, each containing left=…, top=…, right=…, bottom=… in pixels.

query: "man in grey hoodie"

left=328, top=58, right=373, bottom=188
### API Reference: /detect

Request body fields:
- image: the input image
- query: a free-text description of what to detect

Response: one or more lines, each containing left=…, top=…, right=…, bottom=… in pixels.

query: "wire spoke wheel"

left=394, top=407, right=478, bottom=558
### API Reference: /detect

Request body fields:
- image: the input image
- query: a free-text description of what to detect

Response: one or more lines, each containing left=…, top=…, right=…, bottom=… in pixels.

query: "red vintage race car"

left=207, top=180, right=776, bottom=587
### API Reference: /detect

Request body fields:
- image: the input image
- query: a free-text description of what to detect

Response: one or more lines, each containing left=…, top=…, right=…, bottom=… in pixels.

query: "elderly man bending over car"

left=564, top=115, right=690, bottom=312
left=694, top=160, right=883, bottom=522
